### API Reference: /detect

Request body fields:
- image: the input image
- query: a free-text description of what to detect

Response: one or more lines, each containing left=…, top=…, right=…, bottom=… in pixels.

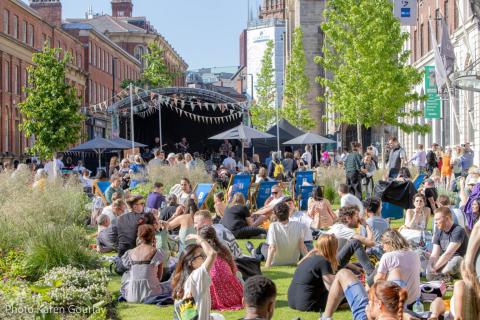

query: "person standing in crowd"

left=176, top=137, right=189, bottom=153
left=338, top=183, right=364, bottom=214
left=222, top=151, right=237, bottom=173
left=282, top=152, right=297, bottom=180
left=344, top=141, right=363, bottom=200
left=268, top=152, right=284, bottom=181
left=462, top=142, right=475, bottom=176
left=288, top=234, right=337, bottom=312
left=361, top=153, right=376, bottom=198
left=427, top=207, right=468, bottom=280
left=241, top=276, right=277, bottom=320
left=426, top=143, right=439, bottom=176
left=146, top=182, right=165, bottom=211
left=441, top=147, right=453, bottom=189
left=385, top=137, right=406, bottom=180
left=321, top=150, right=331, bottom=167
left=408, top=144, right=427, bottom=173
left=301, top=145, right=313, bottom=168
left=451, top=145, right=464, bottom=179
left=148, top=149, right=167, bottom=167
left=73, top=160, right=86, bottom=174
left=219, top=139, right=232, bottom=160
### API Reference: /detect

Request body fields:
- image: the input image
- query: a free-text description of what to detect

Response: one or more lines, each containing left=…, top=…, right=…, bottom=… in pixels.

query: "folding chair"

left=297, top=185, right=315, bottom=210
left=293, top=171, right=315, bottom=197
left=194, top=183, right=216, bottom=209
left=381, top=202, right=404, bottom=220
left=95, top=181, right=111, bottom=202
left=254, top=181, right=278, bottom=209
left=413, top=173, right=427, bottom=190
left=226, top=174, right=253, bottom=203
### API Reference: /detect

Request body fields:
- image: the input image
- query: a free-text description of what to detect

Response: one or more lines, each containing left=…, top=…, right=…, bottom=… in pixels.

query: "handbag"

left=174, top=297, right=198, bottom=320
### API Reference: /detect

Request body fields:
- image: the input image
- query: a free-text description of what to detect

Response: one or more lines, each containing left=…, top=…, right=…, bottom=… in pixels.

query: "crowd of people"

left=6, top=134, right=480, bottom=320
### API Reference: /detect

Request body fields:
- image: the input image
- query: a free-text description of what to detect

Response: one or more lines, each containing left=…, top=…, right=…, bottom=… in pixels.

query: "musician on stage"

left=176, top=137, right=189, bottom=153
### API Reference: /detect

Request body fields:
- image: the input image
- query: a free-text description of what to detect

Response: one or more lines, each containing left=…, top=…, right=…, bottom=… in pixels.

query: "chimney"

left=29, top=0, right=62, bottom=27
left=111, top=0, right=133, bottom=18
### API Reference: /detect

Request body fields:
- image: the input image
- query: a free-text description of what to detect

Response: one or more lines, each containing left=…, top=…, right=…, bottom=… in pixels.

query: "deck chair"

left=294, top=171, right=315, bottom=197
left=95, top=181, right=111, bottom=201
left=194, top=183, right=216, bottom=209
left=254, top=181, right=278, bottom=209
left=413, top=173, right=427, bottom=190
left=297, top=185, right=315, bottom=210
left=381, top=202, right=404, bottom=220
left=226, top=174, right=253, bottom=203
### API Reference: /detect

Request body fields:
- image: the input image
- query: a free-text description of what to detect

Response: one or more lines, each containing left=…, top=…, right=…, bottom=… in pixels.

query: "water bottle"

left=412, top=298, right=424, bottom=313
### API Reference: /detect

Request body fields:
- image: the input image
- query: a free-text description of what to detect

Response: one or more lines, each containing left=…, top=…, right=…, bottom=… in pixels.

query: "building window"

left=12, top=15, right=18, bottom=39
left=427, top=22, right=431, bottom=51
left=4, top=107, right=9, bottom=152
left=420, top=23, right=424, bottom=57
left=3, top=10, right=9, bottom=34
left=88, top=42, right=92, bottom=64
left=435, top=9, right=440, bottom=42
left=97, top=47, right=101, bottom=69
left=93, top=44, right=97, bottom=66
left=444, top=0, right=449, bottom=25
left=22, top=21, right=27, bottom=43
left=413, top=30, right=417, bottom=61
left=14, top=65, right=19, bottom=95
left=27, top=24, right=34, bottom=46
left=5, top=61, right=10, bottom=92
left=92, top=81, right=96, bottom=104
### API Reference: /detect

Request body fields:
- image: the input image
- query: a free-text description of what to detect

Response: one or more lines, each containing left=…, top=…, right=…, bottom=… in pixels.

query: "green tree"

left=122, top=43, right=175, bottom=89
left=18, top=46, right=83, bottom=161
left=317, top=0, right=428, bottom=157
left=282, top=27, right=315, bottom=130
left=250, top=40, right=276, bottom=131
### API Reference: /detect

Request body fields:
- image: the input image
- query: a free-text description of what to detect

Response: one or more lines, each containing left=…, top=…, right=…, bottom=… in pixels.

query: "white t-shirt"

left=326, top=223, right=356, bottom=240
left=301, top=151, right=312, bottom=167
left=289, top=211, right=313, bottom=241
left=377, top=250, right=421, bottom=305
left=266, top=220, right=306, bottom=266
left=183, top=265, right=211, bottom=320
left=340, top=194, right=364, bottom=215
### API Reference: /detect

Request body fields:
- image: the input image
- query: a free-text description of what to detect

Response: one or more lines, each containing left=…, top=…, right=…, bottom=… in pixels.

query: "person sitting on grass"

left=160, top=194, right=179, bottom=222
left=146, top=182, right=165, bottom=211
left=360, top=197, right=389, bottom=259
left=120, top=224, right=171, bottom=305
left=213, top=191, right=226, bottom=224
left=307, top=186, right=336, bottom=230
left=166, top=198, right=198, bottom=254
left=250, top=184, right=286, bottom=226
left=320, top=271, right=409, bottom=320
left=375, top=229, right=421, bottom=307
left=104, top=174, right=124, bottom=205
left=254, top=202, right=308, bottom=268
left=172, top=234, right=224, bottom=320
left=101, top=193, right=126, bottom=225
left=96, top=214, right=118, bottom=253
left=326, top=205, right=376, bottom=283
left=221, top=193, right=266, bottom=239
left=427, top=206, right=468, bottom=281
left=241, top=275, right=277, bottom=320
left=400, top=193, right=431, bottom=232
left=197, top=225, right=243, bottom=311
left=287, top=234, right=337, bottom=312
left=285, top=196, right=314, bottom=251
left=338, top=183, right=364, bottom=215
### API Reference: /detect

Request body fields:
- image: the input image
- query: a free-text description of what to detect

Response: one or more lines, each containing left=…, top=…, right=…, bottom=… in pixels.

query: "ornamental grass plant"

left=0, top=170, right=99, bottom=280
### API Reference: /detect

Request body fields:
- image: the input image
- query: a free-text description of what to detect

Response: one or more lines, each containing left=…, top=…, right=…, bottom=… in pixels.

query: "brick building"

left=259, top=0, right=286, bottom=20
left=0, top=0, right=86, bottom=161
left=399, top=0, right=480, bottom=164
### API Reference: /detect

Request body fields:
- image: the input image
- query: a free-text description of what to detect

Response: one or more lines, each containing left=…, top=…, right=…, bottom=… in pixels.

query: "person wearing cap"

left=114, top=195, right=155, bottom=256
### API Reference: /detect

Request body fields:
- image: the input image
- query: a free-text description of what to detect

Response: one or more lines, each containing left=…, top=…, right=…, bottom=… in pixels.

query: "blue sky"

left=56, top=0, right=260, bottom=70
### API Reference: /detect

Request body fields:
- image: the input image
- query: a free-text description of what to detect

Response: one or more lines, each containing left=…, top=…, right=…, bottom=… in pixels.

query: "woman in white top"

left=172, top=233, right=219, bottom=320
left=400, top=193, right=431, bottom=231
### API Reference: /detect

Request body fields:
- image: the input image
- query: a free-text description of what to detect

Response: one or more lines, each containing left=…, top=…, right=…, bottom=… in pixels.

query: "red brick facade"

left=111, top=0, right=133, bottom=18
left=259, top=0, right=286, bottom=20
left=410, top=0, right=459, bottom=63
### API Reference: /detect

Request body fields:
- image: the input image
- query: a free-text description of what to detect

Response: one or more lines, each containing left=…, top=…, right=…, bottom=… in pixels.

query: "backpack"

left=273, top=161, right=284, bottom=178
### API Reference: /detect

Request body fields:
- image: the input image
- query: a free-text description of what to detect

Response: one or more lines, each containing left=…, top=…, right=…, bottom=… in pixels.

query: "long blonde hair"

left=381, top=229, right=410, bottom=252
left=461, top=261, right=480, bottom=316
left=315, top=234, right=338, bottom=272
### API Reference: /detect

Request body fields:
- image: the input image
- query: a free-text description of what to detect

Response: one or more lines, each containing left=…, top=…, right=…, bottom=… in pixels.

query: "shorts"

left=344, top=281, right=369, bottom=320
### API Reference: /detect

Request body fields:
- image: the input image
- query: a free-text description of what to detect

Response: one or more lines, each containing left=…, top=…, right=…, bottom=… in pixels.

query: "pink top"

left=209, top=256, right=243, bottom=311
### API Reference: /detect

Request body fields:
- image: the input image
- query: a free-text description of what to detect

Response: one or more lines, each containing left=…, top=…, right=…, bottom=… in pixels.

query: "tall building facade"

left=399, top=0, right=480, bottom=163
left=259, top=0, right=286, bottom=20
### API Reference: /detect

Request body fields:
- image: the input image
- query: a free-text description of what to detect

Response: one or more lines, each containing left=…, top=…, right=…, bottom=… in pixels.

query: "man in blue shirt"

left=146, top=182, right=165, bottom=210
left=461, top=142, right=474, bottom=176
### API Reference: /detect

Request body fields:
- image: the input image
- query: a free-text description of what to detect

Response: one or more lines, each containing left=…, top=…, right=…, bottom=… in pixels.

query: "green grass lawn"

left=106, top=217, right=419, bottom=319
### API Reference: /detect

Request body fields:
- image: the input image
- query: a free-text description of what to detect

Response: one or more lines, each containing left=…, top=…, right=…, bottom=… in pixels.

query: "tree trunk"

left=356, top=121, right=363, bottom=147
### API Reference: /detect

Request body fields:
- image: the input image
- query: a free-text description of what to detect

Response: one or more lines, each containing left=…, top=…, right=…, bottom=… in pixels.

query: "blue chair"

left=381, top=202, right=404, bottom=220
left=413, top=173, right=427, bottom=190
left=297, top=185, right=315, bottom=210
left=255, top=181, right=278, bottom=209
left=294, top=171, right=315, bottom=195
left=194, top=183, right=215, bottom=209
left=96, top=181, right=111, bottom=195
left=227, top=174, right=253, bottom=202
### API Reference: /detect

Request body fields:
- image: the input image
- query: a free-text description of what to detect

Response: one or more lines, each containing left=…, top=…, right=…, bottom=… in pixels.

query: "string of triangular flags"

left=85, top=88, right=133, bottom=113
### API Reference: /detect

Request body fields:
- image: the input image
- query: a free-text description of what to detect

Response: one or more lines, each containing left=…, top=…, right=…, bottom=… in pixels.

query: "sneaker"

left=245, top=241, right=255, bottom=254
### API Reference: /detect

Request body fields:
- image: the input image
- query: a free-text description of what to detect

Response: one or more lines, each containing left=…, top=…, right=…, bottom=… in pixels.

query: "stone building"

left=399, top=0, right=480, bottom=163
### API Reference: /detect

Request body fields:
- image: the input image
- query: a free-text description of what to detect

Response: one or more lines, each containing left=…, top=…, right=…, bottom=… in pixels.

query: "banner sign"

left=393, top=0, right=418, bottom=26
left=424, top=66, right=441, bottom=119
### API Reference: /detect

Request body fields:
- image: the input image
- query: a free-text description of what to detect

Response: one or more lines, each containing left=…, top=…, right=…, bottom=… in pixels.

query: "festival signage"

left=424, top=66, right=441, bottom=119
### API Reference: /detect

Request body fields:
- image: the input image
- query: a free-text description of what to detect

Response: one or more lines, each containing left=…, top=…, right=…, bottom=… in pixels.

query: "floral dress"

left=209, top=256, right=243, bottom=311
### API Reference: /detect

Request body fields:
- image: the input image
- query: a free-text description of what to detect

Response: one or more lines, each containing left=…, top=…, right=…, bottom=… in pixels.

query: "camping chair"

left=194, top=183, right=216, bottom=209
left=297, top=185, right=315, bottom=210
left=381, top=202, right=404, bottom=220
left=226, top=174, right=253, bottom=204
left=254, top=181, right=278, bottom=209
left=293, top=171, right=315, bottom=198
left=413, top=173, right=427, bottom=190
left=94, top=181, right=111, bottom=202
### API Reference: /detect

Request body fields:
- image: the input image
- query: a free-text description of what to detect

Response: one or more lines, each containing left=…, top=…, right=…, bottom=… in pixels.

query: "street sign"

left=424, top=66, right=441, bottom=119
left=393, top=0, right=418, bottom=26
